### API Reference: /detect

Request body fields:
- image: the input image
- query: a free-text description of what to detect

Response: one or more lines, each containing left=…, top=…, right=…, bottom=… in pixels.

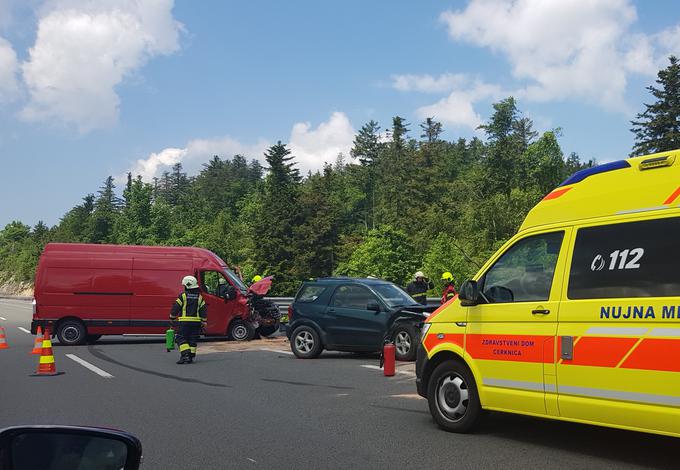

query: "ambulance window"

left=479, top=232, right=564, bottom=303
left=568, top=217, right=680, bottom=299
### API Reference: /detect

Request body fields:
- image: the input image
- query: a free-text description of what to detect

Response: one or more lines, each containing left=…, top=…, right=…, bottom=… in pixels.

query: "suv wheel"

left=290, top=326, right=322, bottom=359
left=393, top=325, right=417, bottom=361
left=427, top=360, right=481, bottom=432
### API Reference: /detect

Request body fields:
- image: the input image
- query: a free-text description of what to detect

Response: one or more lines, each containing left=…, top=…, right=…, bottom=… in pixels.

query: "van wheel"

left=257, top=324, right=279, bottom=338
left=427, top=360, right=481, bottom=433
left=56, top=320, right=87, bottom=346
left=86, top=335, right=102, bottom=344
left=393, top=325, right=417, bottom=361
left=290, top=326, right=322, bottom=359
left=229, top=319, right=255, bottom=341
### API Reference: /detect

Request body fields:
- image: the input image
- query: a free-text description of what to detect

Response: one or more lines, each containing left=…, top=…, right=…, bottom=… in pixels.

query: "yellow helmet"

left=441, top=272, right=454, bottom=282
left=252, top=275, right=263, bottom=283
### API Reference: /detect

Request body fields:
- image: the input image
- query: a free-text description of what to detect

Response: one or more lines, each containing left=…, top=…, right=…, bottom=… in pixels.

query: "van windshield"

left=223, top=267, right=247, bottom=293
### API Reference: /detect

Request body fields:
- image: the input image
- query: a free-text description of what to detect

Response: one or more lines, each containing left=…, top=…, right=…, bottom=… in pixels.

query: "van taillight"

left=288, top=305, right=293, bottom=321
left=32, top=299, right=37, bottom=316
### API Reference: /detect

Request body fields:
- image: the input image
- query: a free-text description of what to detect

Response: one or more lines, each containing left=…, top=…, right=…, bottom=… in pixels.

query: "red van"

left=31, top=243, right=264, bottom=345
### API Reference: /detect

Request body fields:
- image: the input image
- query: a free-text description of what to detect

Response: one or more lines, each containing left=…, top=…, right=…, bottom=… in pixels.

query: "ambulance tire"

left=229, top=319, right=255, bottom=341
left=56, top=319, right=87, bottom=346
left=427, top=360, right=481, bottom=433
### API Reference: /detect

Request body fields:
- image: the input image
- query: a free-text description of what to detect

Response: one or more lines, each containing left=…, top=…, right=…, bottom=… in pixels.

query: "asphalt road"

left=0, top=298, right=677, bottom=469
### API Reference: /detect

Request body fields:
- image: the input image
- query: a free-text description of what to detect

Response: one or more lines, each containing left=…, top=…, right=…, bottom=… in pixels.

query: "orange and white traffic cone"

left=0, top=326, right=9, bottom=350
left=30, top=326, right=44, bottom=355
left=31, top=329, right=64, bottom=376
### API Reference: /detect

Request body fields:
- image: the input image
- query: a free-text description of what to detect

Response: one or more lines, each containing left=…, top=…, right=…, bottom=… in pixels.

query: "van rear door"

left=40, top=254, right=132, bottom=331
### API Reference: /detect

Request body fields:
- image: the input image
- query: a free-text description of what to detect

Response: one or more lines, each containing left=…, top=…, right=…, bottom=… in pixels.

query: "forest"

left=1, top=57, right=678, bottom=296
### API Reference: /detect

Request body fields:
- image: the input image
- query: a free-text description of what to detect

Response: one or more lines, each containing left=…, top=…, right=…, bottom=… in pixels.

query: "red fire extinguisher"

left=382, top=342, right=395, bottom=377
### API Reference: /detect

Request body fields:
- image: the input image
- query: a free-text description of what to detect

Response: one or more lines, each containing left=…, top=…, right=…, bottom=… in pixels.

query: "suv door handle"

left=328, top=308, right=336, bottom=313
left=532, top=309, right=550, bottom=315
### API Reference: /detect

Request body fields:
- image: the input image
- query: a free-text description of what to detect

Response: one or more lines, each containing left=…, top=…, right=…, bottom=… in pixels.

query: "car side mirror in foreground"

left=224, top=286, right=237, bottom=301
left=0, top=426, right=142, bottom=470
left=459, top=280, right=480, bottom=306
left=366, top=301, right=381, bottom=312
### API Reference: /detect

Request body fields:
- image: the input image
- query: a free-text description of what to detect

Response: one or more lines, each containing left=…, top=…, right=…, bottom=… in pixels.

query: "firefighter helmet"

left=182, top=275, right=199, bottom=289
left=441, top=272, right=454, bottom=282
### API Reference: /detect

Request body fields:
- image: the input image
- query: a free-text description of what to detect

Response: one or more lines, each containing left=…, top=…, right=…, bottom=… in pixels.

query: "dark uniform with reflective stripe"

left=406, top=279, right=434, bottom=305
left=170, top=289, right=207, bottom=363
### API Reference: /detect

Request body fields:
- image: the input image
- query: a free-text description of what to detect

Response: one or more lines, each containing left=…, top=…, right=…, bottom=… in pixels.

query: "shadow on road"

left=475, top=412, right=677, bottom=469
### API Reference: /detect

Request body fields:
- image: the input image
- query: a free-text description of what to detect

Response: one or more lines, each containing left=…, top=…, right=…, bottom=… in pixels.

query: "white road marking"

left=247, top=458, right=257, bottom=463
left=65, top=354, right=114, bottom=378
left=18, top=327, right=31, bottom=334
left=0, top=317, right=6, bottom=320
left=360, top=364, right=415, bottom=376
left=258, top=348, right=295, bottom=356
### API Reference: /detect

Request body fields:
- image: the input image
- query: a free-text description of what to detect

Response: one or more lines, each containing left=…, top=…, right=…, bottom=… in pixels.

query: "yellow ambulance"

left=416, top=149, right=680, bottom=437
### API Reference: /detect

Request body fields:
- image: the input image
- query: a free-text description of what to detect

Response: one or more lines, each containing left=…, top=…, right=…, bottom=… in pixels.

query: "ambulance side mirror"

left=459, top=280, right=480, bottom=306
left=0, top=426, right=142, bottom=470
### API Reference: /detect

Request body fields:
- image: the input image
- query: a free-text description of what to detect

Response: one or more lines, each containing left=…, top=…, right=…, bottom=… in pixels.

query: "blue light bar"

left=558, top=160, right=631, bottom=187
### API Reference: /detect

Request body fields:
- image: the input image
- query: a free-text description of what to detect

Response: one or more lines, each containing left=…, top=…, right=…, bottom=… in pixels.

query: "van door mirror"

left=0, top=425, right=142, bottom=470
left=459, top=280, right=480, bottom=306
left=366, top=301, right=381, bottom=312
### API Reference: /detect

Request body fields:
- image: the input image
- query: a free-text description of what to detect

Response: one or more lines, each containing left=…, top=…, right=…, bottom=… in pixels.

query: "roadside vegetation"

left=2, top=57, right=678, bottom=296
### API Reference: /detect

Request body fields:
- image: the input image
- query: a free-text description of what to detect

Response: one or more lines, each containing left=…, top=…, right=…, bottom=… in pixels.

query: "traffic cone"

left=31, top=329, right=64, bottom=376
left=30, top=326, right=44, bottom=355
left=0, top=326, right=8, bottom=350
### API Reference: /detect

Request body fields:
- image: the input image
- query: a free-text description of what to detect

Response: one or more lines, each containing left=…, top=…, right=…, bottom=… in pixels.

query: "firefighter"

left=440, top=271, right=458, bottom=305
left=406, top=271, right=434, bottom=305
left=170, top=275, right=207, bottom=364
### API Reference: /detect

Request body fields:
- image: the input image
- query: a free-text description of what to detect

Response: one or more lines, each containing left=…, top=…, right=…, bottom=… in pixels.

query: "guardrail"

left=266, top=297, right=441, bottom=310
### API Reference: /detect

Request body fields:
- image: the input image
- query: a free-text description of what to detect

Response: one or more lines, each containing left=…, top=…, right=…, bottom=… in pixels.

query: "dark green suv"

left=286, top=277, right=434, bottom=361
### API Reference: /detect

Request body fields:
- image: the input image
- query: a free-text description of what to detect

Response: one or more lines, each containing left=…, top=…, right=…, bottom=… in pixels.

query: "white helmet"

left=414, top=271, right=426, bottom=280
left=182, top=275, right=199, bottom=289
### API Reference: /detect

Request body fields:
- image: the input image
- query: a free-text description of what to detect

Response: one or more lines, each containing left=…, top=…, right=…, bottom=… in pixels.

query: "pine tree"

left=420, top=117, right=443, bottom=143
left=350, top=120, right=382, bottom=166
left=89, top=176, right=121, bottom=243
left=631, top=56, right=680, bottom=156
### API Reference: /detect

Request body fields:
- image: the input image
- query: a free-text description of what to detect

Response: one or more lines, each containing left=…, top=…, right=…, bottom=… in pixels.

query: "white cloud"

left=129, top=137, right=270, bottom=181
left=440, top=0, right=644, bottom=111
left=0, top=37, right=19, bottom=102
left=391, top=73, right=469, bottom=93
left=129, top=112, right=356, bottom=180
left=289, top=111, right=355, bottom=173
left=395, top=74, right=506, bottom=130
left=21, top=0, right=183, bottom=132
left=441, top=0, right=680, bottom=112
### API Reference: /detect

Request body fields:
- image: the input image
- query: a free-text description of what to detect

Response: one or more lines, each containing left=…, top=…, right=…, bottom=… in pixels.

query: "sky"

left=1, top=0, right=679, bottom=227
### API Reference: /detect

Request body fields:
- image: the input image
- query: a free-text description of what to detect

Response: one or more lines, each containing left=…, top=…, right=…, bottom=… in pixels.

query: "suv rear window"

left=296, top=285, right=326, bottom=303
left=568, top=217, right=680, bottom=299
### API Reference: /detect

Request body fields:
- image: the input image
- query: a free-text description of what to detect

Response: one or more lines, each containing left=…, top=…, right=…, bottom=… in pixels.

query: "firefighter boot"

left=189, top=352, right=196, bottom=363
left=176, top=351, right=191, bottom=364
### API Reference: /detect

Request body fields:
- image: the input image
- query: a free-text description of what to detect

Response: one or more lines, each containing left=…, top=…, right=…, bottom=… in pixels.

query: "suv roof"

left=305, top=277, right=392, bottom=286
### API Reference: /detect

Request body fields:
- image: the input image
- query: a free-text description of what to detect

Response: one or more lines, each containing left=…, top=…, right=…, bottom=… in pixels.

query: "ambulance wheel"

left=290, top=326, right=322, bottom=359
left=86, top=335, right=102, bottom=344
left=229, top=319, right=255, bottom=341
left=393, top=325, right=417, bottom=361
left=427, top=360, right=480, bottom=433
left=56, top=320, right=87, bottom=346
